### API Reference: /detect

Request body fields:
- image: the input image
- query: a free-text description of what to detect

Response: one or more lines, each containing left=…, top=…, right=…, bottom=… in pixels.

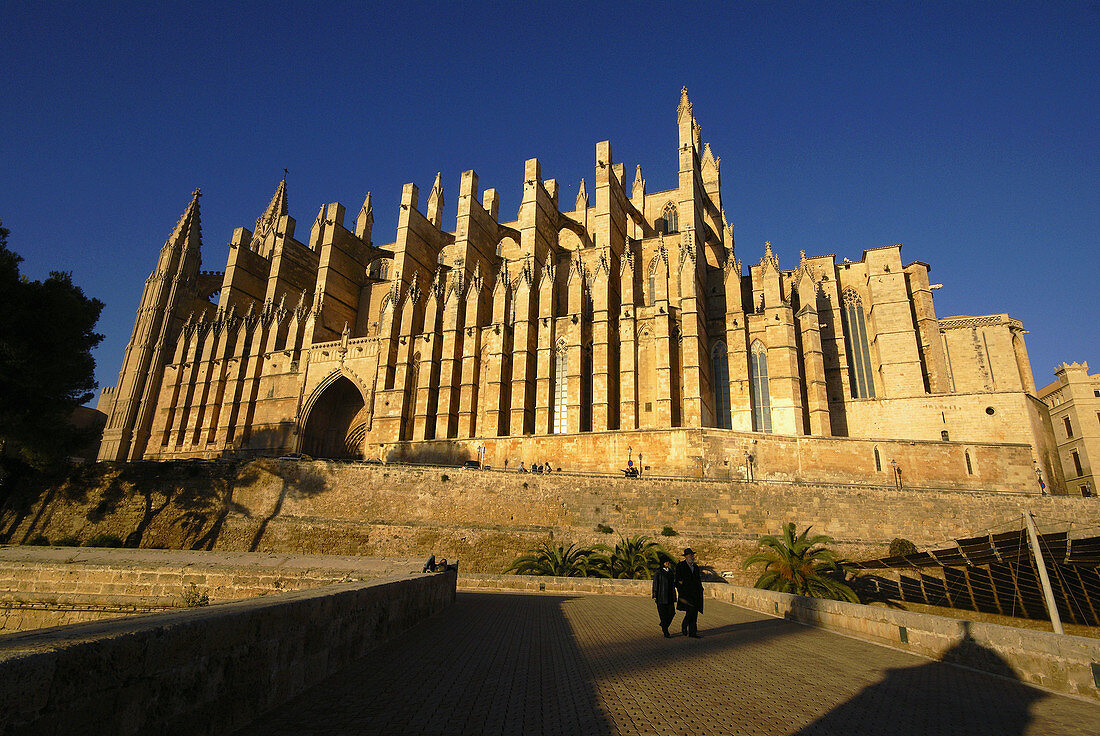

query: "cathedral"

left=96, top=90, right=1065, bottom=493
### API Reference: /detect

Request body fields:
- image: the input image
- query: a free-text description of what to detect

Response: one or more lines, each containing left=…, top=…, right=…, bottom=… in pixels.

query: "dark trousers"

left=656, top=603, right=676, bottom=632
left=680, top=604, right=699, bottom=635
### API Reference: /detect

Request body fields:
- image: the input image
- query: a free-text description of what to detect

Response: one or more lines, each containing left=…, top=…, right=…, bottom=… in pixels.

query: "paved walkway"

left=239, top=592, right=1100, bottom=735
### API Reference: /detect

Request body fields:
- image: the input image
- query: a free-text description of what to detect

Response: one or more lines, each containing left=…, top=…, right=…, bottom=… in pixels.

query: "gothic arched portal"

left=300, top=375, right=367, bottom=459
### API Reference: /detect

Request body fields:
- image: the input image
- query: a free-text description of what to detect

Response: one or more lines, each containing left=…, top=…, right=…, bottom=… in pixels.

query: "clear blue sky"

left=1, top=1, right=1096, bottom=399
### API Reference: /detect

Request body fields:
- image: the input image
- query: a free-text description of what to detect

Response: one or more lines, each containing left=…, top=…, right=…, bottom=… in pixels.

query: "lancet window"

left=750, top=340, right=772, bottom=433
left=581, top=343, right=593, bottom=431
left=553, top=344, right=567, bottom=434
left=712, top=342, right=731, bottom=429
left=662, top=202, right=679, bottom=235
left=841, top=290, right=876, bottom=399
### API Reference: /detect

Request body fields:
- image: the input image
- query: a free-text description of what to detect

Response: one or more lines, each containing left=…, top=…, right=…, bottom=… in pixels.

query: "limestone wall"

left=0, top=547, right=421, bottom=633
left=0, top=572, right=455, bottom=735
left=4, top=460, right=1100, bottom=578
left=384, top=425, right=1038, bottom=491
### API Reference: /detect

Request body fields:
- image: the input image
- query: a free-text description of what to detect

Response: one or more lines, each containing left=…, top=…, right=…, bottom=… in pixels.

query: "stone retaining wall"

left=0, top=571, right=455, bottom=735
left=5, top=461, right=1100, bottom=578
left=459, top=573, right=1100, bottom=702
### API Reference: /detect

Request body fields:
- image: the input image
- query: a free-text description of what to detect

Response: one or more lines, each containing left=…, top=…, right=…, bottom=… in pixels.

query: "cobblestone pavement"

left=238, top=592, right=1100, bottom=735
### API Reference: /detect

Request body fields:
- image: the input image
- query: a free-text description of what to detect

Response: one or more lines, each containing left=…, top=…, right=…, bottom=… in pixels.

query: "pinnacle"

left=166, top=188, right=203, bottom=249
left=255, top=177, right=288, bottom=238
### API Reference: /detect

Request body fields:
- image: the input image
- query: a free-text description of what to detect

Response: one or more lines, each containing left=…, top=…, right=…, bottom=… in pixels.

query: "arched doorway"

left=301, top=376, right=367, bottom=459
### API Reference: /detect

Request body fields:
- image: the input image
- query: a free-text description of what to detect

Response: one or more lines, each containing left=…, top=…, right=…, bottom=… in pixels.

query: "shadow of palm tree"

left=792, top=622, right=1044, bottom=736
left=247, top=459, right=330, bottom=552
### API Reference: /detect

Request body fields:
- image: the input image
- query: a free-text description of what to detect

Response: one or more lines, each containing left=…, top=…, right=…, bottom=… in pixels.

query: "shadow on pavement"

left=793, top=622, right=1044, bottom=736
left=234, top=592, right=616, bottom=736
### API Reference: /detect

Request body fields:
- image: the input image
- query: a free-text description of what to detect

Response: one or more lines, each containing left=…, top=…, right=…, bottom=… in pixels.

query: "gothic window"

left=874, top=446, right=882, bottom=472
left=750, top=340, right=772, bottom=433
left=581, top=343, right=593, bottom=431
left=841, top=291, right=876, bottom=399
left=662, top=202, right=678, bottom=235
left=712, top=342, right=731, bottom=429
left=553, top=344, right=567, bottom=434
left=965, top=449, right=974, bottom=475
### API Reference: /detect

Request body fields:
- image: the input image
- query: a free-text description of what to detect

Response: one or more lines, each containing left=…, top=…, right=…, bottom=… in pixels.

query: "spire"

left=677, top=86, right=693, bottom=122
left=162, top=188, right=203, bottom=279
left=252, top=175, right=288, bottom=250
left=426, top=172, right=444, bottom=228
left=355, top=192, right=374, bottom=243
left=166, top=188, right=202, bottom=249
left=632, top=165, right=645, bottom=200
left=575, top=179, right=589, bottom=211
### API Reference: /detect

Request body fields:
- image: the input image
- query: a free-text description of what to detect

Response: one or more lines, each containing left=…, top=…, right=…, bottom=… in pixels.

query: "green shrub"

left=84, top=533, right=124, bottom=548
left=181, top=582, right=210, bottom=607
left=53, top=535, right=80, bottom=547
left=441, top=474, right=450, bottom=482
left=889, top=538, right=918, bottom=557
left=596, top=523, right=615, bottom=534
left=660, top=525, right=678, bottom=537
left=26, top=535, right=50, bottom=546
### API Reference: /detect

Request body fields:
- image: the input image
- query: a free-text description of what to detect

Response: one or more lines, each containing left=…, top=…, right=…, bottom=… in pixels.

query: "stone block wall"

left=5, top=461, right=1100, bottom=578
left=0, top=572, right=455, bottom=735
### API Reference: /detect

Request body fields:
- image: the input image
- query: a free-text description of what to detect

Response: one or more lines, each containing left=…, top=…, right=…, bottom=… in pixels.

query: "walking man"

left=652, top=557, right=677, bottom=637
left=676, top=548, right=704, bottom=638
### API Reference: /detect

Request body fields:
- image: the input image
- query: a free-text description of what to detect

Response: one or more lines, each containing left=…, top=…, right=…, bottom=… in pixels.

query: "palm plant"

left=504, top=542, right=607, bottom=577
left=743, top=522, right=859, bottom=602
left=596, top=535, right=670, bottom=579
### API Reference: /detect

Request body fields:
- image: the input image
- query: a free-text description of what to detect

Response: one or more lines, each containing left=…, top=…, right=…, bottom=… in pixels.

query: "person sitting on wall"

left=543, top=461, right=552, bottom=475
left=422, top=554, right=437, bottom=573
left=434, top=558, right=458, bottom=572
left=518, top=461, right=527, bottom=473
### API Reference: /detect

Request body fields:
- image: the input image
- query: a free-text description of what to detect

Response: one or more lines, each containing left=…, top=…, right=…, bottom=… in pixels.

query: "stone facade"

left=96, top=89, right=1061, bottom=491
left=1038, top=362, right=1099, bottom=496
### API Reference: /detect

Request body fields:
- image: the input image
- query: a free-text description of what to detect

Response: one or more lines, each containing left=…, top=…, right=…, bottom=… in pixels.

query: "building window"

left=1094, top=390, right=1099, bottom=397
left=1064, top=416, right=1073, bottom=438
left=965, top=450, right=973, bottom=475
left=841, top=291, right=875, bottom=399
left=553, top=345, right=567, bottom=434
left=712, top=342, right=731, bottom=429
left=1072, top=450, right=1083, bottom=478
left=581, top=343, right=593, bottom=431
left=750, top=340, right=772, bottom=433
left=941, top=430, right=950, bottom=442
left=874, top=447, right=882, bottom=472
left=649, top=271, right=657, bottom=306
left=662, top=202, right=678, bottom=235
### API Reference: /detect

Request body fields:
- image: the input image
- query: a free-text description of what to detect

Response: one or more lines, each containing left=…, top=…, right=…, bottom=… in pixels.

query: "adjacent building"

left=1039, top=363, right=1099, bottom=496
left=96, top=90, right=1062, bottom=492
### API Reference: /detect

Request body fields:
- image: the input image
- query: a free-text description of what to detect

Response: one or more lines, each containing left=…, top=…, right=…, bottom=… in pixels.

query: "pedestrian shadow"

left=792, top=622, right=1045, bottom=736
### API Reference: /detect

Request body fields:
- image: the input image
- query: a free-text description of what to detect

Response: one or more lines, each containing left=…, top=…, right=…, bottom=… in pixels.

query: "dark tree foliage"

left=0, top=219, right=104, bottom=468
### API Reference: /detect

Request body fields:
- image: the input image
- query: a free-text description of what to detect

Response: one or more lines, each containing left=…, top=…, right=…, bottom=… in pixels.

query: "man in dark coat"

left=675, top=548, right=704, bottom=638
left=651, top=558, right=677, bottom=637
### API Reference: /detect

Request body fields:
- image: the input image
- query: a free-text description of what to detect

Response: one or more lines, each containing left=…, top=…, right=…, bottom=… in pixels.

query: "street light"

left=1035, top=467, right=1046, bottom=495
left=889, top=459, right=900, bottom=489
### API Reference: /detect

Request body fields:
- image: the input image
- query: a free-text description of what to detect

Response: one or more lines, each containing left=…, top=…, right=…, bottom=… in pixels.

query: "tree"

left=504, top=542, right=607, bottom=577
left=0, top=219, right=104, bottom=468
left=596, top=535, right=671, bottom=579
left=743, top=522, right=859, bottom=602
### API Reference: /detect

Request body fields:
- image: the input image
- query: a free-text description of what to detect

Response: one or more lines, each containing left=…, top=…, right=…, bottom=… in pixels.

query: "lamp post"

left=744, top=450, right=755, bottom=482
left=1035, top=467, right=1046, bottom=495
left=890, top=459, right=900, bottom=490
left=478, top=444, right=486, bottom=470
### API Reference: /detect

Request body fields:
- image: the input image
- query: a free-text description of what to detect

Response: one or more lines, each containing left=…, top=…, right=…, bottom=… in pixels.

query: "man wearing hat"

left=675, top=548, right=704, bottom=638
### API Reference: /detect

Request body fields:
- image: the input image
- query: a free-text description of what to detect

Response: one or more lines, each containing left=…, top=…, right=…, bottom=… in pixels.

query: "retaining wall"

left=0, top=571, right=455, bottom=735
left=5, top=461, right=1100, bottom=578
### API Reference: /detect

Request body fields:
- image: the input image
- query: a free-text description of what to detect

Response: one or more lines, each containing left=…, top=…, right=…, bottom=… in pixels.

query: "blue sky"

left=1, top=1, right=1096, bottom=398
